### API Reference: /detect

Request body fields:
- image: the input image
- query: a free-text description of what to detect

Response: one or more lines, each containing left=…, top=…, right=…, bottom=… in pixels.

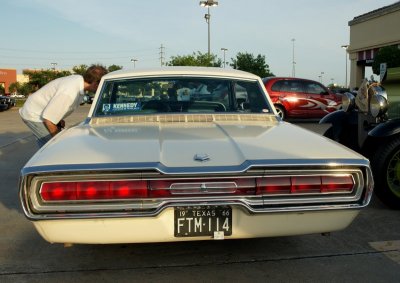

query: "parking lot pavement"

left=0, top=106, right=399, bottom=282
left=0, top=105, right=91, bottom=149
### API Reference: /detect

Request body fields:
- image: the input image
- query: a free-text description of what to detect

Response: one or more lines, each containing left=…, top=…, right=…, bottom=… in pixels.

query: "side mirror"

left=370, top=94, right=388, bottom=118
left=342, top=92, right=355, bottom=112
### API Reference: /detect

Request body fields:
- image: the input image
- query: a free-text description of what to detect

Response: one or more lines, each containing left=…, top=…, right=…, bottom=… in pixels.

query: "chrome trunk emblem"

left=194, top=153, right=210, bottom=162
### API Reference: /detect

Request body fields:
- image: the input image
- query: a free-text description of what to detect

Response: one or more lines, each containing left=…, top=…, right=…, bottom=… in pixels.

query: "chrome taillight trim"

left=19, top=165, right=374, bottom=220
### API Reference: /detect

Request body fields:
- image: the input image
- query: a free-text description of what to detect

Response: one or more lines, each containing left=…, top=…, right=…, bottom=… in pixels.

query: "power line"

left=0, top=47, right=150, bottom=54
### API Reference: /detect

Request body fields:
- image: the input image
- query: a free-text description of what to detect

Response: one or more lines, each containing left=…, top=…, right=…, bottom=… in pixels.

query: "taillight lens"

left=321, top=175, right=354, bottom=192
left=39, top=175, right=354, bottom=202
left=40, top=182, right=76, bottom=201
left=256, top=175, right=354, bottom=195
left=40, top=180, right=147, bottom=201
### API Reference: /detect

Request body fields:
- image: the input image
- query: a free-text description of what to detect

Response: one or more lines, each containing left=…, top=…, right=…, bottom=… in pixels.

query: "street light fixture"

left=130, top=58, right=138, bottom=68
left=320, top=71, right=325, bottom=84
left=51, top=62, right=57, bottom=71
left=199, top=0, right=219, bottom=57
left=341, top=44, right=349, bottom=88
left=221, top=47, right=228, bottom=68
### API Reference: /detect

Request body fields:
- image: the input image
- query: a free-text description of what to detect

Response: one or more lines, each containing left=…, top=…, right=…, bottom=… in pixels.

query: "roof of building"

left=349, top=1, right=400, bottom=25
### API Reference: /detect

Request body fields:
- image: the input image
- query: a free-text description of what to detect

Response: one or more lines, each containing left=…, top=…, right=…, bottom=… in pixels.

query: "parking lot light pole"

left=199, top=0, right=219, bottom=57
left=130, top=58, right=138, bottom=68
left=221, top=47, right=228, bottom=68
left=341, top=45, right=349, bottom=87
left=291, top=38, right=296, bottom=77
left=51, top=62, right=57, bottom=71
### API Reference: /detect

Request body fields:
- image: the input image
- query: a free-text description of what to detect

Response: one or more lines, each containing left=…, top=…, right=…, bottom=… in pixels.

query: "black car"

left=0, top=95, right=15, bottom=111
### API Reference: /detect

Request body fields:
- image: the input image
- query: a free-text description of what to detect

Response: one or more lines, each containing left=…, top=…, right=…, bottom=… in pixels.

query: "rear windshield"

left=93, top=77, right=272, bottom=116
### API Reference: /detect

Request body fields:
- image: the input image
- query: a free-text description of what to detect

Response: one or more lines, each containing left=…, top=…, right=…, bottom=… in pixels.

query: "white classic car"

left=19, top=67, right=373, bottom=244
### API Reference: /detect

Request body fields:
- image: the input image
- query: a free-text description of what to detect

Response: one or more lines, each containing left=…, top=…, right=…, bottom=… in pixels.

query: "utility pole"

left=291, top=38, right=296, bottom=77
left=159, top=44, right=165, bottom=67
left=221, top=48, right=228, bottom=68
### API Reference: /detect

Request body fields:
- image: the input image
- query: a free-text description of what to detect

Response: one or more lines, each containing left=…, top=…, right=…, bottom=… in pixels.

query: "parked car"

left=10, top=93, right=26, bottom=98
left=320, top=69, right=400, bottom=209
left=83, top=93, right=94, bottom=104
left=19, top=67, right=373, bottom=245
left=262, top=77, right=342, bottom=120
left=0, top=99, right=8, bottom=111
left=0, top=95, right=16, bottom=110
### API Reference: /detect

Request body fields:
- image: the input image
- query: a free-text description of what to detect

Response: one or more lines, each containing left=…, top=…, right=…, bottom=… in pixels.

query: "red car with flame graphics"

left=262, top=77, right=342, bottom=120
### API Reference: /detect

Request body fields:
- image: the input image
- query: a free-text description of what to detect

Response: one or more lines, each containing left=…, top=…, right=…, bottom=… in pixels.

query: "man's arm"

left=43, top=118, right=60, bottom=137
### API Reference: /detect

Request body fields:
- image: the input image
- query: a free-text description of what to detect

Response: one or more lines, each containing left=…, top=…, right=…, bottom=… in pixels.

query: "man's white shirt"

left=20, top=75, right=85, bottom=124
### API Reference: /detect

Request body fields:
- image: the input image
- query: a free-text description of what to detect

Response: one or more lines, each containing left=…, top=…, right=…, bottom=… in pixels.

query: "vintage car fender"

left=368, top=118, right=400, bottom=138
left=320, top=109, right=349, bottom=124
left=319, top=110, right=357, bottom=137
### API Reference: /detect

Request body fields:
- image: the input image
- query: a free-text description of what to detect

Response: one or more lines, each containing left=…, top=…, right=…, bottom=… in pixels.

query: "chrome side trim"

left=19, top=166, right=374, bottom=221
left=20, top=158, right=370, bottom=176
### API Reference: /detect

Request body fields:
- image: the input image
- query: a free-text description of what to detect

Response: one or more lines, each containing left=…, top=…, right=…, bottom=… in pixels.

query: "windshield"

left=93, top=77, right=272, bottom=116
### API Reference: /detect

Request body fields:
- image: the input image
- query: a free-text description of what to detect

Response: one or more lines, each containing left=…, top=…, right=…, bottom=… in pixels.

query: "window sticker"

left=102, top=102, right=142, bottom=113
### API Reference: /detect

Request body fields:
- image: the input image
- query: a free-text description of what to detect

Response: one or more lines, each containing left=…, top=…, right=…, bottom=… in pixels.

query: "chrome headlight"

left=370, top=94, right=388, bottom=118
left=342, top=92, right=355, bottom=112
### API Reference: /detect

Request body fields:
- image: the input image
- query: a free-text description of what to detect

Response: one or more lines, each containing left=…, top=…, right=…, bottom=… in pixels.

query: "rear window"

left=94, top=77, right=272, bottom=116
left=303, top=82, right=327, bottom=95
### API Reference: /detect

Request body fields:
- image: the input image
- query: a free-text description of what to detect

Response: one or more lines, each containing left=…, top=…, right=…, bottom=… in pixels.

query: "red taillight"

left=321, top=175, right=354, bottom=192
left=77, top=181, right=111, bottom=200
left=110, top=181, right=148, bottom=198
left=256, top=177, right=291, bottom=194
left=40, top=180, right=148, bottom=201
left=291, top=176, right=321, bottom=193
left=256, top=175, right=354, bottom=195
left=41, top=182, right=77, bottom=201
left=39, top=175, right=354, bottom=201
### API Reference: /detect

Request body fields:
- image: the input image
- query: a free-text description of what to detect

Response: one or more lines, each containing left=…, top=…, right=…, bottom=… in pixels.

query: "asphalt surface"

left=0, top=106, right=399, bottom=282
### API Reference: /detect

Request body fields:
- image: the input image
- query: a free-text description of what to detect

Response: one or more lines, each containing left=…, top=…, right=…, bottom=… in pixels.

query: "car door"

left=278, top=80, right=309, bottom=117
left=302, top=81, right=340, bottom=117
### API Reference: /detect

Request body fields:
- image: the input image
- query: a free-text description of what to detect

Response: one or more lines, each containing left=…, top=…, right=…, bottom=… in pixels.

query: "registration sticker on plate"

left=174, top=206, right=232, bottom=237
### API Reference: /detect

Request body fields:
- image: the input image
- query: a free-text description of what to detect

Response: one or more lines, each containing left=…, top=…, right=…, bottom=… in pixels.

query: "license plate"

left=174, top=206, right=232, bottom=237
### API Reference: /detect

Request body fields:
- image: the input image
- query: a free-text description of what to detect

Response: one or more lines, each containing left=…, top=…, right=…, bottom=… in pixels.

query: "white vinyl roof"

left=102, top=66, right=261, bottom=81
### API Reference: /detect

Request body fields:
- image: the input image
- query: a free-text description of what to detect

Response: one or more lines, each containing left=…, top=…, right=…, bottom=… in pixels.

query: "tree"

left=73, top=64, right=120, bottom=75
left=372, top=45, right=400, bottom=75
left=0, top=84, right=4, bottom=95
left=230, top=52, right=274, bottom=78
left=8, top=82, right=21, bottom=95
left=72, top=64, right=88, bottom=76
left=8, top=82, right=34, bottom=97
left=108, top=64, right=123, bottom=72
left=23, top=69, right=72, bottom=89
left=167, top=52, right=222, bottom=67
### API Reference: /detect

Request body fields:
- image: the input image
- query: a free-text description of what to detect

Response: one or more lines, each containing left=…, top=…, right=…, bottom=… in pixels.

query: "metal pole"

left=221, top=48, right=227, bottom=68
left=207, top=7, right=210, bottom=57
left=345, top=52, right=348, bottom=88
left=341, top=45, right=349, bottom=88
left=131, top=59, right=137, bottom=68
left=291, top=38, right=295, bottom=77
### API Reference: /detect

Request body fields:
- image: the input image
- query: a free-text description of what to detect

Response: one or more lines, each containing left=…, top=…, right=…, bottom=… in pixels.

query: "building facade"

left=0, top=69, right=17, bottom=95
left=348, top=2, right=400, bottom=88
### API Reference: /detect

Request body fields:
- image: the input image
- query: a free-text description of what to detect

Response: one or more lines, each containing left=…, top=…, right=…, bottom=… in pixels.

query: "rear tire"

left=370, top=136, right=400, bottom=209
left=274, top=105, right=286, bottom=120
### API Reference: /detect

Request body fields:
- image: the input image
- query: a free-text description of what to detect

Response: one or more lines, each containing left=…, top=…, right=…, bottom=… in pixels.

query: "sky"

left=0, top=0, right=397, bottom=86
